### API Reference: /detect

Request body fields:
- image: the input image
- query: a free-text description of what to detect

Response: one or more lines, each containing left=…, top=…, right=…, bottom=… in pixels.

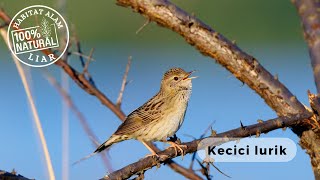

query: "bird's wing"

left=114, top=96, right=166, bottom=135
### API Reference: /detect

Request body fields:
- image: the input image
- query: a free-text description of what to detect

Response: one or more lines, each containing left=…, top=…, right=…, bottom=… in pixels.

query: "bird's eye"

left=173, top=77, right=179, bottom=81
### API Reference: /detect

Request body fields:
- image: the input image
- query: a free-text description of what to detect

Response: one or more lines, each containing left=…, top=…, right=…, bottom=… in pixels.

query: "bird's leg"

left=163, top=135, right=187, bottom=160
left=166, top=141, right=187, bottom=160
left=140, top=140, right=159, bottom=158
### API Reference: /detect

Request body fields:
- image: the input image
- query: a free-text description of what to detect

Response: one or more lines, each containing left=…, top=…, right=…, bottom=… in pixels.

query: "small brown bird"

left=75, top=68, right=196, bottom=164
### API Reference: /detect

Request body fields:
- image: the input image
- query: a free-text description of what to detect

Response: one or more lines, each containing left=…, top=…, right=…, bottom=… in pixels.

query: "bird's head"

left=160, top=67, right=197, bottom=93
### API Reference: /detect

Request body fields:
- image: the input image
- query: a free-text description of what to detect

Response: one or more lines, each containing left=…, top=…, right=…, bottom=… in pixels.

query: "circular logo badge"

left=7, top=5, right=69, bottom=67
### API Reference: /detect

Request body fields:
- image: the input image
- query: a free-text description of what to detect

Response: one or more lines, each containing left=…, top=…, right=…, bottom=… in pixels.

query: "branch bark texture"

left=1, top=0, right=318, bottom=179
left=0, top=9, right=203, bottom=180
left=293, top=0, right=320, bottom=94
left=109, top=0, right=318, bottom=179
left=116, top=0, right=308, bottom=117
left=102, top=113, right=311, bottom=180
left=293, top=1, right=320, bottom=179
left=0, top=170, right=32, bottom=180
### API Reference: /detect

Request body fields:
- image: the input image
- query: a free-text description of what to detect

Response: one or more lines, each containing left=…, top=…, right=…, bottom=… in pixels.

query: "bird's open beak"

left=183, top=70, right=198, bottom=80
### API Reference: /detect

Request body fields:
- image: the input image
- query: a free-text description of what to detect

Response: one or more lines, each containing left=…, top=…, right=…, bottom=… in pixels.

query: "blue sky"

left=0, top=42, right=315, bottom=179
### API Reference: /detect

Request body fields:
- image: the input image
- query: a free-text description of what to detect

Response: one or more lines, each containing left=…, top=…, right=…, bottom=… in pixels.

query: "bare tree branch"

left=111, top=2, right=320, bottom=178
left=292, top=1, right=320, bottom=178
left=0, top=7, right=127, bottom=120
left=293, top=0, right=320, bottom=94
left=0, top=9, right=203, bottom=180
left=0, top=29, right=56, bottom=180
left=101, top=113, right=311, bottom=180
left=0, top=169, right=33, bottom=180
left=1, top=1, right=318, bottom=178
left=299, top=126, right=320, bottom=179
left=146, top=142, right=203, bottom=180
left=116, top=0, right=308, bottom=117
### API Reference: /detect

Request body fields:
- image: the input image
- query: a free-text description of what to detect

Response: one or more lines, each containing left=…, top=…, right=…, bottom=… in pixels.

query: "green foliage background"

left=1, top=0, right=304, bottom=45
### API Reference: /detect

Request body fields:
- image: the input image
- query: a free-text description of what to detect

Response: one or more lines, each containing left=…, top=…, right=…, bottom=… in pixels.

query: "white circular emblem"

left=7, top=5, right=69, bottom=67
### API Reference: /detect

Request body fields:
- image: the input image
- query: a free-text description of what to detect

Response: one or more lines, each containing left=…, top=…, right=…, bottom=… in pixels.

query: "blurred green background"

left=0, top=0, right=304, bottom=45
left=0, top=1, right=314, bottom=180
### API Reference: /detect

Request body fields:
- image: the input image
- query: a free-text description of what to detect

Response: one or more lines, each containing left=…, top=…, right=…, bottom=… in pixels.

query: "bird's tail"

left=73, top=135, right=127, bottom=165
left=94, top=134, right=128, bottom=153
left=72, top=152, right=97, bottom=165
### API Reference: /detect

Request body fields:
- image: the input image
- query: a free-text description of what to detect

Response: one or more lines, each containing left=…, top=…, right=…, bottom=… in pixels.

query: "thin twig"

left=61, top=39, right=70, bottom=180
left=70, top=51, right=95, bottom=61
left=0, top=9, right=201, bottom=180
left=0, top=169, right=33, bottom=180
left=83, top=48, right=95, bottom=74
left=43, top=70, right=113, bottom=172
left=82, top=48, right=96, bottom=86
left=116, top=0, right=307, bottom=116
left=73, top=27, right=96, bottom=86
left=102, top=113, right=312, bottom=179
left=293, top=0, right=320, bottom=94
left=209, top=162, right=231, bottom=178
left=136, top=19, right=150, bottom=34
left=196, top=159, right=211, bottom=180
left=116, top=56, right=132, bottom=108
left=292, top=1, right=320, bottom=178
left=73, top=27, right=86, bottom=67
left=189, top=121, right=215, bottom=170
left=0, top=29, right=56, bottom=180
left=1, top=4, right=315, bottom=179
left=57, top=1, right=69, bottom=178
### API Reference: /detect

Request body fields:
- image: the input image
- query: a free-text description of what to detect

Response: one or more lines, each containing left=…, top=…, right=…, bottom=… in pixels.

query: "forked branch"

left=292, top=0, right=320, bottom=178
left=293, top=0, right=320, bottom=94
left=1, top=0, right=318, bottom=179
left=116, top=0, right=308, bottom=117
left=102, top=113, right=311, bottom=180
left=0, top=9, right=203, bottom=180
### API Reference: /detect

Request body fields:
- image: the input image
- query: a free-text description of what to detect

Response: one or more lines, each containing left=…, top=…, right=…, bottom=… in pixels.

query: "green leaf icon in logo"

left=40, top=17, right=51, bottom=38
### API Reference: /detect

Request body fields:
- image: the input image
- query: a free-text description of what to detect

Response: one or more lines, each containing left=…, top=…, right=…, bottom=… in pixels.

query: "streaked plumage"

left=94, top=67, right=195, bottom=156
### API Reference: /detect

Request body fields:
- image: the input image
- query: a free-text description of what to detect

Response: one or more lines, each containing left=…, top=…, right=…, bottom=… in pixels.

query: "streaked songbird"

left=75, top=67, right=196, bottom=164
